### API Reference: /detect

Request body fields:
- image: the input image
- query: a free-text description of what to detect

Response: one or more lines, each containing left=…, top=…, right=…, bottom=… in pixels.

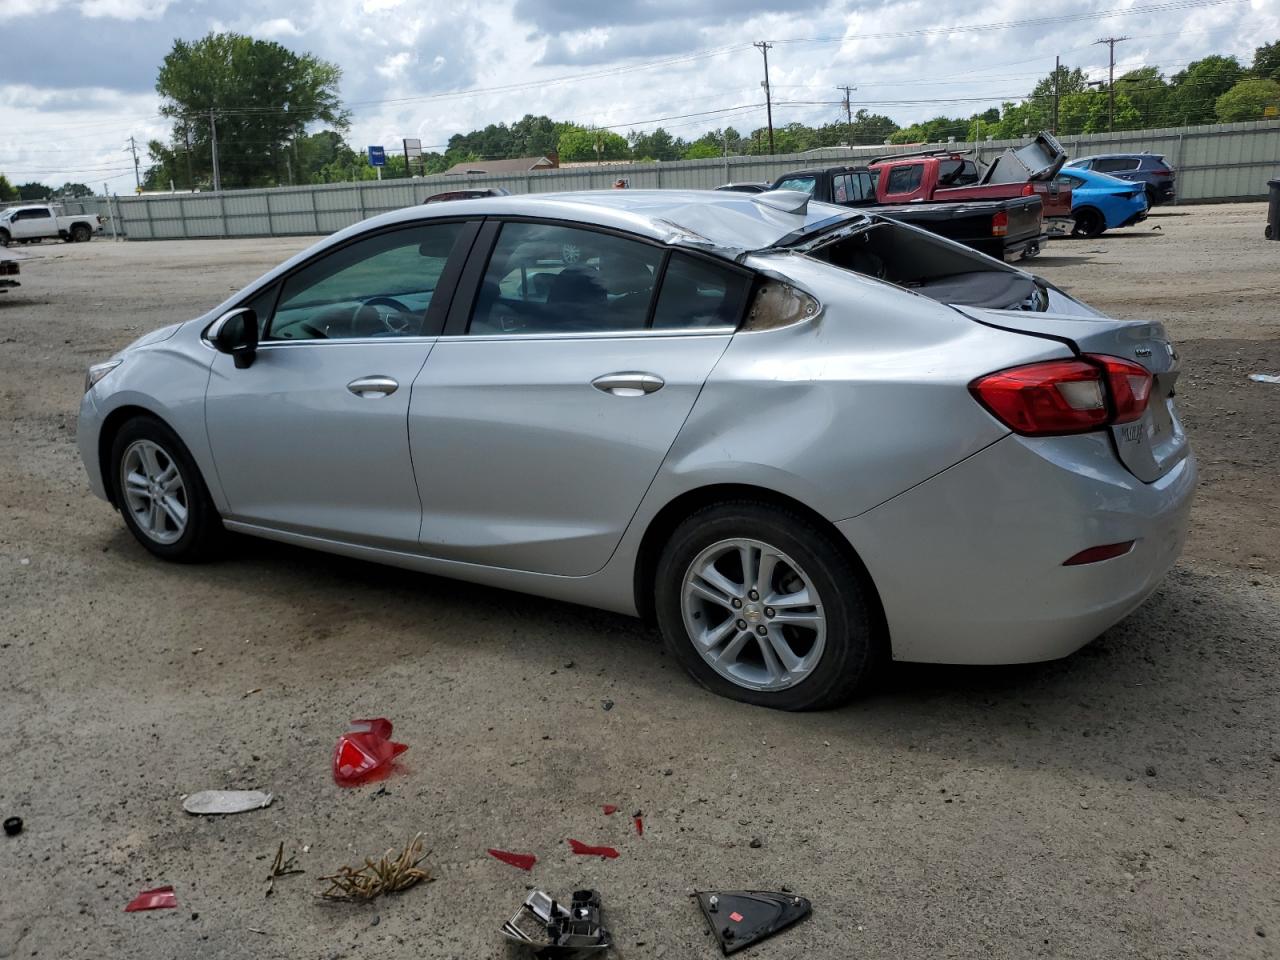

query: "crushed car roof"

left=341, top=189, right=865, bottom=260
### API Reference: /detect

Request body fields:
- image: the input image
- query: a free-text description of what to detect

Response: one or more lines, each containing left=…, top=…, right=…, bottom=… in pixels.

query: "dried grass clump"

left=318, top=833, right=432, bottom=902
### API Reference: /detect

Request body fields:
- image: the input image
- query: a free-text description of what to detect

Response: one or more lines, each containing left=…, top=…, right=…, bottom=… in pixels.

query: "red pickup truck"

left=869, top=132, right=1073, bottom=230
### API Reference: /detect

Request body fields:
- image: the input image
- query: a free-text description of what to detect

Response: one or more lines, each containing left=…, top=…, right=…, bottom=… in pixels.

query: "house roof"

left=444, top=156, right=556, bottom=175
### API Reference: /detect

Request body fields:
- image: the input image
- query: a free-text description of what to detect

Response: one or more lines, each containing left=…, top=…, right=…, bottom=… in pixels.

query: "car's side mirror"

left=211, top=307, right=259, bottom=369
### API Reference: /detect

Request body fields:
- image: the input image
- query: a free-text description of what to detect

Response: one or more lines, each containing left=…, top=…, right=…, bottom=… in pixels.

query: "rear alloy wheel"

left=71, top=224, right=91, bottom=242
left=111, top=416, right=224, bottom=562
left=1071, top=207, right=1106, bottom=238
left=655, top=502, right=880, bottom=710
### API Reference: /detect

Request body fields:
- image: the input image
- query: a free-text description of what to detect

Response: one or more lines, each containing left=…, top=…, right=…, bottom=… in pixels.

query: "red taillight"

left=969, top=355, right=1153, bottom=436
left=1020, top=183, right=1035, bottom=196
left=992, top=210, right=1009, bottom=237
left=1089, top=353, right=1152, bottom=424
left=1152, top=169, right=1173, bottom=178
left=1063, top=541, right=1136, bottom=565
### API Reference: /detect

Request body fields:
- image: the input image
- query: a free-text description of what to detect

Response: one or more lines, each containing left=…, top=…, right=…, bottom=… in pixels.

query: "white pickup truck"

left=0, top=203, right=103, bottom=245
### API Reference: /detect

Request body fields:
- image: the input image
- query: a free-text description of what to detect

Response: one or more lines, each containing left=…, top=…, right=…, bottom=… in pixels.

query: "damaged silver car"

left=78, top=189, right=1195, bottom=710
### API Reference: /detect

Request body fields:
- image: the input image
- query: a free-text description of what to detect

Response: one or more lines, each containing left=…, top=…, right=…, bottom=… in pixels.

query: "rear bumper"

left=837, top=431, right=1197, bottom=664
left=1118, top=208, right=1149, bottom=228
left=1002, top=233, right=1049, bottom=262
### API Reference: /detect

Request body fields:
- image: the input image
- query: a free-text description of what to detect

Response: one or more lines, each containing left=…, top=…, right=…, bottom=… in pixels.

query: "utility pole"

left=837, top=84, right=856, bottom=145
left=126, top=135, right=141, bottom=192
left=754, top=41, right=775, bottom=155
left=209, top=109, right=222, bottom=192
left=1052, top=55, right=1060, bottom=136
left=183, top=122, right=195, bottom=192
left=1093, top=36, right=1129, bottom=132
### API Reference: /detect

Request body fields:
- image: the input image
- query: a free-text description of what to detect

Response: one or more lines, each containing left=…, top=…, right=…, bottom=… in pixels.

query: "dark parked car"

left=1064, top=154, right=1176, bottom=206
left=424, top=188, right=511, bottom=204
left=715, top=182, right=771, bottom=193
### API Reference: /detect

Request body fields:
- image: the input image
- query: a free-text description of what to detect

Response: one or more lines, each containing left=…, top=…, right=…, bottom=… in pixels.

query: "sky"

left=2, top=0, right=1277, bottom=190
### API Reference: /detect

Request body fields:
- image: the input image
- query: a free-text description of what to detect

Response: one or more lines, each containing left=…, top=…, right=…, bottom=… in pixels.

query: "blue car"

left=1054, top=167, right=1148, bottom=238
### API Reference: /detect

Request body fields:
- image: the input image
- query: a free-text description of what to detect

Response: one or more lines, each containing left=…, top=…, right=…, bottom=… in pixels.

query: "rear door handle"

left=347, top=375, right=399, bottom=398
left=592, top=372, right=664, bottom=397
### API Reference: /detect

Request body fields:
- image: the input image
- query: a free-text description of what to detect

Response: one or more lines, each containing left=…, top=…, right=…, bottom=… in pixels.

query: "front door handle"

left=591, top=372, right=665, bottom=397
left=347, top=375, right=399, bottom=398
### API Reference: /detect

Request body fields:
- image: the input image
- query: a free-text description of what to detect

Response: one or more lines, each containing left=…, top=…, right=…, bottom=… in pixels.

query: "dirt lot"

left=1, top=203, right=1277, bottom=959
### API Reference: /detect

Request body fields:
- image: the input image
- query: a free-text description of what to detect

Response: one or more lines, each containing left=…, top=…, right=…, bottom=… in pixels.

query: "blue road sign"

left=367, top=146, right=386, bottom=166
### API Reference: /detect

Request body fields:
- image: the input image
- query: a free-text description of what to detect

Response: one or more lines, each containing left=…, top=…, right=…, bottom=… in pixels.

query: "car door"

left=204, top=219, right=478, bottom=548
left=408, top=220, right=753, bottom=577
left=13, top=208, right=53, bottom=239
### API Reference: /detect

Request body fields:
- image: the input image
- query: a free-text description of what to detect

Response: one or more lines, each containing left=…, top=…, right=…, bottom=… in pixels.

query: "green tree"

left=0, top=175, right=18, bottom=202
left=1215, top=78, right=1280, bottom=121
left=16, top=181, right=48, bottom=200
left=54, top=182, right=94, bottom=198
left=1114, top=67, right=1168, bottom=127
left=844, top=109, right=899, bottom=144
left=1251, top=40, right=1280, bottom=82
left=149, top=32, right=347, bottom=190
left=628, top=127, right=685, bottom=161
left=508, top=115, right=562, bottom=157
left=556, top=125, right=628, bottom=162
left=1167, top=55, right=1243, bottom=125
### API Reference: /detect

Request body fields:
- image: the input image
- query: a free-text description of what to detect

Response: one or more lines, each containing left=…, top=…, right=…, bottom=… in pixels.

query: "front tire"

left=654, top=501, right=880, bottom=710
left=110, top=416, right=224, bottom=562
left=0, top=229, right=9, bottom=246
left=1071, top=207, right=1106, bottom=238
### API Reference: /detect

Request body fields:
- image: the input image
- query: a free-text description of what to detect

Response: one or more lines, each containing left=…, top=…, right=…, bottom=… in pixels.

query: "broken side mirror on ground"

left=502, top=889, right=611, bottom=956
left=694, top=890, right=812, bottom=956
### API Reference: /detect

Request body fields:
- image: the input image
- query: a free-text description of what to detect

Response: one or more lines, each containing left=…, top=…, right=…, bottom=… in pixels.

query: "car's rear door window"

left=468, top=222, right=662, bottom=335
left=884, top=163, right=924, bottom=195
left=1094, top=157, right=1140, bottom=173
left=267, top=222, right=467, bottom=341
left=651, top=253, right=752, bottom=330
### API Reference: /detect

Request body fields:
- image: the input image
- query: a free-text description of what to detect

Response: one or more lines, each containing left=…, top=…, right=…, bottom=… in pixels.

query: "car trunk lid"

left=955, top=306, right=1189, bottom=483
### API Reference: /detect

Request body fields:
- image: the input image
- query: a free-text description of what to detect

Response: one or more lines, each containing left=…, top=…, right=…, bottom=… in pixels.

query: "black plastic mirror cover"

left=213, top=308, right=258, bottom=368
left=694, top=890, right=812, bottom=955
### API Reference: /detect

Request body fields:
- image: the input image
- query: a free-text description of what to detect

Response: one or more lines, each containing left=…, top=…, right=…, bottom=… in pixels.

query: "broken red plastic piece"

left=567, top=839, right=620, bottom=859
left=488, top=848, right=538, bottom=871
left=634, top=815, right=644, bottom=837
left=124, top=886, right=177, bottom=912
left=602, top=804, right=618, bottom=815
left=333, top=717, right=408, bottom=787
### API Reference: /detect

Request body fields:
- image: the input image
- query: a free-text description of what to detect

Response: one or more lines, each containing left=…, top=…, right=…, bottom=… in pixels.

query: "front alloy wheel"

left=110, top=415, right=224, bottom=562
left=120, top=439, right=188, bottom=545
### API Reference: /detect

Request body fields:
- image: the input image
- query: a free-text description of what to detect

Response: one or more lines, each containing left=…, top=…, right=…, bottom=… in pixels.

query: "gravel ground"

left=1, top=203, right=1277, bottom=960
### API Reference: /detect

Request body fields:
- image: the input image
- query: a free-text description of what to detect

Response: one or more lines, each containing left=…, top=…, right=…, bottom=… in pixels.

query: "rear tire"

left=1071, top=207, right=1106, bottom=238
left=1144, top=185, right=1158, bottom=207
left=110, top=415, right=224, bottom=563
left=654, top=501, right=881, bottom=711
left=71, top=224, right=91, bottom=242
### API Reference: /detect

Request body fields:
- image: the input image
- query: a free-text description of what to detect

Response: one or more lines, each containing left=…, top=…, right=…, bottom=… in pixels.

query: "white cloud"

left=374, top=51, right=412, bottom=80
left=4, top=0, right=1279, bottom=188
left=254, top=17, right=301, bottom=37
left=7, top=0, right=67, bottom=15
left=78, top=0, right=171, bottom=19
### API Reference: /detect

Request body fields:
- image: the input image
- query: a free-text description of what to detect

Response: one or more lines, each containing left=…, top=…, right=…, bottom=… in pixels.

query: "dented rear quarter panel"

left=646, top=254, right=1074, bottom=523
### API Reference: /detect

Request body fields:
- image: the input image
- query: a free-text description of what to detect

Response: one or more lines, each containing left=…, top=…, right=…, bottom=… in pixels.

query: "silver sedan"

left=78, top=190, right=1196, bottom=710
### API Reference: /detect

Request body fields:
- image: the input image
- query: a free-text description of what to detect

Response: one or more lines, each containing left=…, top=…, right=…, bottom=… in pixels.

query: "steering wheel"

left=361, top=296, right=416, bottom=335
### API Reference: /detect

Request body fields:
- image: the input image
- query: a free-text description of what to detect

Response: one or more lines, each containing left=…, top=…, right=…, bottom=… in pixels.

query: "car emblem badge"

left=1135, top=346, right=1152, bottom=358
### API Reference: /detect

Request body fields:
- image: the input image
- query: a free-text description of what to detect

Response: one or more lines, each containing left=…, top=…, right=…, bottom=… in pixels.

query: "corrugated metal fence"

left=95, top=118, right=1280, bottom=240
